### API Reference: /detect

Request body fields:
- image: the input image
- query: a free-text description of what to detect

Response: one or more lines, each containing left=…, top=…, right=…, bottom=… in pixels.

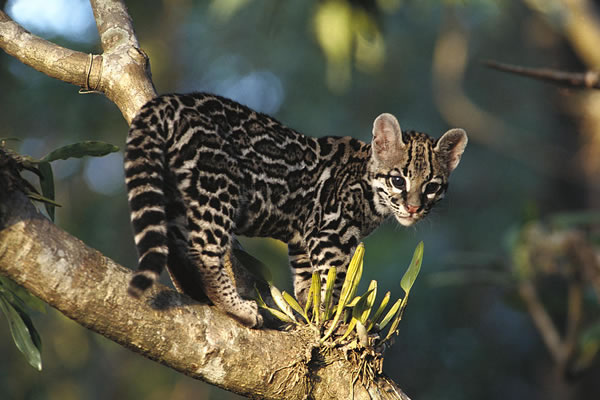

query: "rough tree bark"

left=0, top=1, right=410, bottom=399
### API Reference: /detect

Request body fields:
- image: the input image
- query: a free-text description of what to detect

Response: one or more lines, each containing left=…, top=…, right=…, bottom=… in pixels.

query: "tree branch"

left=431, top=19, right=574, bottom=181
left=0, top=0, right=155, bottom=123
left=0, top=10, right=95, bottom=89
left=0, top=188, right=409, bottom=400
left=86, top=0, right=156, bottom=122
left=484, top=60, right=600, bottom=89
left=517, top=281, right=566, bottom=366
left=90, top=0, right=140, bottom=52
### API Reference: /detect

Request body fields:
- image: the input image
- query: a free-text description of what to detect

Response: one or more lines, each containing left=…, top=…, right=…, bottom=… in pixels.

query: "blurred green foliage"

left=1, top=0, right=599, bottom=399
left=0, top=277, right=44, bottom=371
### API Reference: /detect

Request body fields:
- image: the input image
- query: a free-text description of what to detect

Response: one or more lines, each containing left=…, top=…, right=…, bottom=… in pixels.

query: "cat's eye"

left=390, top=176, right=406, bottom=190
left=424, top=182, right=441, bottom=195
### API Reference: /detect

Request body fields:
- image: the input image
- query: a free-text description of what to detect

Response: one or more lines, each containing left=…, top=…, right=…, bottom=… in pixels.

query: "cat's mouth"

left=392, top=203, right=426, bottom=226
left=394, top=214, right=420, bottom=227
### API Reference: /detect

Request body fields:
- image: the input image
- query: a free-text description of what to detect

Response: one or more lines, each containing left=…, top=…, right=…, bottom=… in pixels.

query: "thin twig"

left=484, top=60, right=600, bottom=89
left=432, top=25, right=576, bottom=181
left=518, top=280, right=565, bottom=365
left=564, top=282, right=582, bottom=365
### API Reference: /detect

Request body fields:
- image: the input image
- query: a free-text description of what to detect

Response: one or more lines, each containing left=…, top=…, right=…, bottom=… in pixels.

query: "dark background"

left=1, top=0, right=599, bottom=399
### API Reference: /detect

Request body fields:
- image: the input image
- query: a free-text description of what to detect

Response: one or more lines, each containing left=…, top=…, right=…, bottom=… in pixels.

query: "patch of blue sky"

left=6, top=0, right=97, bottom=43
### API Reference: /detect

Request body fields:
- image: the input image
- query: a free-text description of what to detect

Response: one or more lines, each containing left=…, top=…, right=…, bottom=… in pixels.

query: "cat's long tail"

left=124, top=97, right=170, bottom=297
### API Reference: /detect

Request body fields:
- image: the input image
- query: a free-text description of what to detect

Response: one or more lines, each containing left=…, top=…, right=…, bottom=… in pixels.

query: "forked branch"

left=0, top=0, right=155, bottom=122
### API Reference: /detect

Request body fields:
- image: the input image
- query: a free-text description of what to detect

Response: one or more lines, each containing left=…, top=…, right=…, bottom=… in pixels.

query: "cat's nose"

left=406, top=204, right=419, bottom=214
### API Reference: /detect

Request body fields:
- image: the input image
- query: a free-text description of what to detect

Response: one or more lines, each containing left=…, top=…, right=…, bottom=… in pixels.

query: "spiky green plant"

left=257, top=241, right=424, bottom=348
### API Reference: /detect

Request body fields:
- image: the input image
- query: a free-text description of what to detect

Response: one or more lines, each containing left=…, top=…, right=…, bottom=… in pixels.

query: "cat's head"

left=370, top=113, right=467, bottom=226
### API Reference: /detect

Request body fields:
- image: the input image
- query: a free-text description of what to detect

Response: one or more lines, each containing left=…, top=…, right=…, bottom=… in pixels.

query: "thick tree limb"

left=0, top=188, right=409, bottom=400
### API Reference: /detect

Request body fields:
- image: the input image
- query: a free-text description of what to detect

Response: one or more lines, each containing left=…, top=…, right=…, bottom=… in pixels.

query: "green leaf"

left=368, top=291, right=390, bottom=331
left=41, top=141, right=119, bottom=162
left=345, top=252, right=364, bottom=306
left=385, top=241, right=425, bottom=340
left=377, top=298, right=401, bottom=330
left=338, top=289, right=375, bottom=343
left=356, top=281, right=377, bottom=325
left=322, top=243, right=364, bottom=342
left=304, top=279, right=313, bottom=317
left=383, top=301, right=407, bottom=342
left=346, top=295, right=362, bottom=308
left=400, top=241, right=424, bottom=295
left=351, top=288, right=376, bottom=323
left=282, top=291, right=309, bottom=323
left=269, top=285, right=297, bottom=322
left=255, top=287, right=267, bottom=308
left=0, top=296, right=42, bottom=371
left=321, top=267, right=336, bottom=320
left=255, top=287, right=295, bottom=324
left=262, top=305, right=297, bottom=324
left=37, top=161, right=56, bottom=221
left=337, top=243, right=365, bottom=313
left=311, top=272, right=321, bottom=325
left=0, top=277, right=45, bottom=314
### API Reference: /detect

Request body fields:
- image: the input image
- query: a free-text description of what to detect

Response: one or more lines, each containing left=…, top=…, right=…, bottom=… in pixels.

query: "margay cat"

left=125, top=93, right=467, bottom=328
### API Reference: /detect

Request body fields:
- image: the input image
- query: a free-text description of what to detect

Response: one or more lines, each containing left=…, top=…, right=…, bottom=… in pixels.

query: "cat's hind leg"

left=185, top=197, right=263, bottom=328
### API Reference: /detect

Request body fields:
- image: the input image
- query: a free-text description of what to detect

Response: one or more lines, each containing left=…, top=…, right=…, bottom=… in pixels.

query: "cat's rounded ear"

left=435, top=128, right=468, bottom=172
left=372, top=113, right=404, bottom=164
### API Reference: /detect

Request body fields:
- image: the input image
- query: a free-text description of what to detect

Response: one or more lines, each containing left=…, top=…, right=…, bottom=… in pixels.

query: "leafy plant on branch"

left=257, top=241, right=424, bottom=381
left=1, top=139, right=118, bottom=221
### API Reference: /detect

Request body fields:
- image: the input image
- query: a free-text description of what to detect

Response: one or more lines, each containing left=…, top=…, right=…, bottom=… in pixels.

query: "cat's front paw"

left=228, top=299, right=263, bottom=328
